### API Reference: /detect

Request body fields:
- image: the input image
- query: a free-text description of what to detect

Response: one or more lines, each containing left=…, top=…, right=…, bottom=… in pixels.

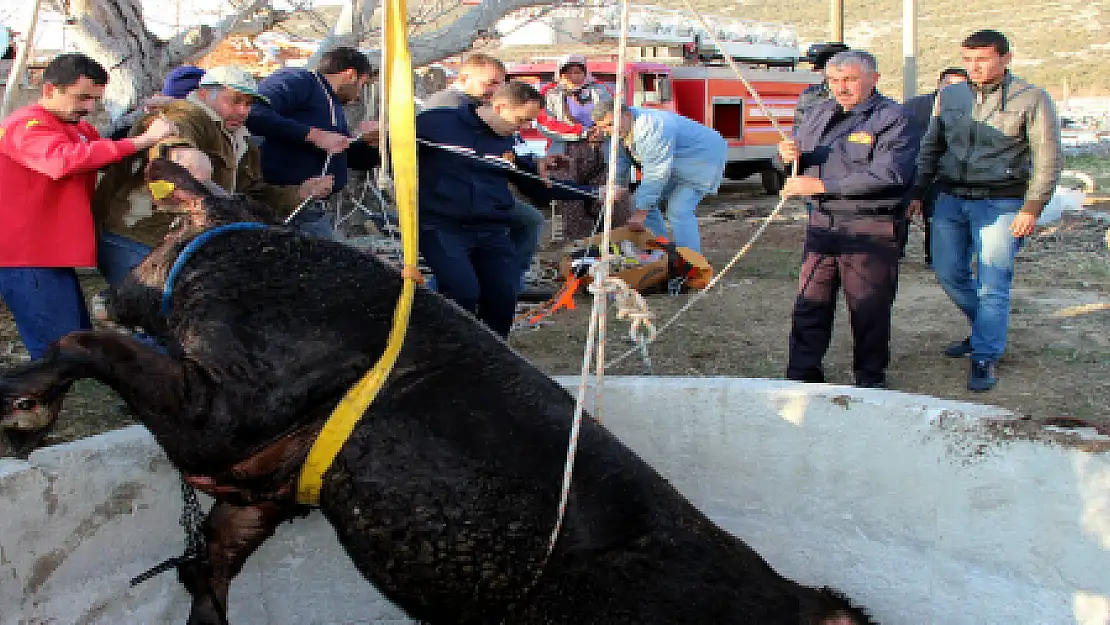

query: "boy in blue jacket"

left=417, top=81, right=601, bottom=337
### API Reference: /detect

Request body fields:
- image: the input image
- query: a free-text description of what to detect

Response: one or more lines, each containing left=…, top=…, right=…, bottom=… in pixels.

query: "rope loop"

left=586, top=262, right=657, bottom=346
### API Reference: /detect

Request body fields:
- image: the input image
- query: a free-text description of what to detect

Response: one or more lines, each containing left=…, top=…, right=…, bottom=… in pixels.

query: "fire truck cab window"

left=635, top=73, right=671, bottom=106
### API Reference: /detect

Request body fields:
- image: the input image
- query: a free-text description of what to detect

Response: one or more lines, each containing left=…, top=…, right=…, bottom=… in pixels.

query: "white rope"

left=605, top=193, right=791, bottom=369
left=598, top=0, right=803, bottom=370
left=283, top=153, right=336, bottom=225
left=545, top=0, right=632, bottom=560
left=590, top=271, right=657, bottom=346
left=541, top=0, right=805, bottom=569
left=378, top=7, right=391, bottom=191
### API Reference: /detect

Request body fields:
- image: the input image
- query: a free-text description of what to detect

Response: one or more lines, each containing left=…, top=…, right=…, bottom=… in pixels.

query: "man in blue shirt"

left=246, top=47, right=381, bottom=238
left=590, top=101, right=728, bottom=253
left=776, top=50, right=917, bottom=389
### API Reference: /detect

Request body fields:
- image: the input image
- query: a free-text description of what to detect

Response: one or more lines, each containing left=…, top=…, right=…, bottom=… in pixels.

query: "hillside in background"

left=693, top=0, right=1109, bottom=98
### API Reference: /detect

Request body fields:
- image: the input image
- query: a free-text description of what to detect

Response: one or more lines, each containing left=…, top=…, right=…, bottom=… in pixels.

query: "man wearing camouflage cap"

left=94, top=66, right=333, bottom=283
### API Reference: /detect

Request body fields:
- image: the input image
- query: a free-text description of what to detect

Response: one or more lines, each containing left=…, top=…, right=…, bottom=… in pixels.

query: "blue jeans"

left=98, top=233, right=153, bottom=287
left=930, top=193, right=1025, bottom=361
left=0, top=268, right=92, bottom=359
left=507, top=199, right=544, bottom=290
left=642, top=183, right=706, bottom=253
left=419, top=224, right=519, bottom=337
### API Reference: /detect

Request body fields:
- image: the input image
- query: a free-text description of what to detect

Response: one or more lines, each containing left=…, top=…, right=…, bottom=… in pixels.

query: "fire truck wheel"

left=761, top=168, right=785, bottom=195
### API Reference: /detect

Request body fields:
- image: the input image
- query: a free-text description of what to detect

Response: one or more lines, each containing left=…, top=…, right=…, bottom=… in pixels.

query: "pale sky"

left=3, top=0, right=343, bottom=52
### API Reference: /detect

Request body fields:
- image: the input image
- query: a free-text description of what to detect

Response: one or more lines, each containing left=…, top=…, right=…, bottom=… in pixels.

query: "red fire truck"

left=507, top=56, right=821, bottom=194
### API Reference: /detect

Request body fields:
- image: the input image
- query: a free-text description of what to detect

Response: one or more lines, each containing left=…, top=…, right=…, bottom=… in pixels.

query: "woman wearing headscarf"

left=536, top=54, right=632, bottom=241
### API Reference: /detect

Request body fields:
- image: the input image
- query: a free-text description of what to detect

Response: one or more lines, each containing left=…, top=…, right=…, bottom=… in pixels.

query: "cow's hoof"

left=0, top=428, right=51, bottom=458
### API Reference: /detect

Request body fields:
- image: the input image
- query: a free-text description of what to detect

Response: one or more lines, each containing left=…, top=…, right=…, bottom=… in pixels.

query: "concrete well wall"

left=1, top=377, right=1108, bottom=624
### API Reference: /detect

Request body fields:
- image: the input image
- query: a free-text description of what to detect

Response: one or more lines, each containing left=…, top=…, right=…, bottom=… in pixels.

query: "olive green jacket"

left=93, top=94, right=302, bottom=245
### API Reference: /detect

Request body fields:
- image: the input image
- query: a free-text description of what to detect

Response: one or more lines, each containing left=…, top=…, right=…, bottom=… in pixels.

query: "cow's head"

left=145, top=157, right=273, bottom=236
left=0, top=355, right=73, bottom=455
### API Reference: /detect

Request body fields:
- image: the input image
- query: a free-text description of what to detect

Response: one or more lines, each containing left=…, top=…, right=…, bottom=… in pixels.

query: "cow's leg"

left=180, top=500, right=291, bottom=625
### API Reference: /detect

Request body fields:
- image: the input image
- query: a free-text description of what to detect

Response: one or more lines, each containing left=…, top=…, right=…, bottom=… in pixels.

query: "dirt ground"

left=1, top=177, right=1109, bottom=448
left=514, top=178, right=1110, bottom=427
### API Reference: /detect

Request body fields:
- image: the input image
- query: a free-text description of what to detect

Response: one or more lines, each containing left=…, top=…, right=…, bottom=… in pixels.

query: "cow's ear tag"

left=149, top=180, right=176, bottom=200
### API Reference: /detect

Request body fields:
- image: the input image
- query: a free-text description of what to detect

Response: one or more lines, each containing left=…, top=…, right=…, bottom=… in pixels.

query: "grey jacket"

left=913, top=73, right=1062, bottom=213
left=421, top=86, right=480, bottom=111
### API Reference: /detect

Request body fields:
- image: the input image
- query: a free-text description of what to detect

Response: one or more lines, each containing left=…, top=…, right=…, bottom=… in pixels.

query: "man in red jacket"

left=0, top=53, right=175, bottom=363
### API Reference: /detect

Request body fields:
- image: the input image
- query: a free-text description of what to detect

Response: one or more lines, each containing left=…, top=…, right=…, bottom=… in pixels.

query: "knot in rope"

left=586, top=264, right=657, bottom=346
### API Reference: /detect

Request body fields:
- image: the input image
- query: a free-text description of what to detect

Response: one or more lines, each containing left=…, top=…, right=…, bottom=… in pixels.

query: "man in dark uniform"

left=794, top=42, right=851, bottom=128
left=776, top=50, right=917, bottom=389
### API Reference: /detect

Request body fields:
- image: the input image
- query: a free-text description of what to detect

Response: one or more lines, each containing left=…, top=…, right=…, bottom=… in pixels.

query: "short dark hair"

left=42, top=53, right=108, bottom=88
left=939, top=66, right=969, bottom=81
left=961, top=30, right=1009, bottom=56
left=491, top=81, right=542, bottom=107
left=318, top=46, right=373, bottom=77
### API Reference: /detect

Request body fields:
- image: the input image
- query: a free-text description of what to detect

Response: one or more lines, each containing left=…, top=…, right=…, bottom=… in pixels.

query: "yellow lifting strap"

left=296, top=0, right=420, bottom=506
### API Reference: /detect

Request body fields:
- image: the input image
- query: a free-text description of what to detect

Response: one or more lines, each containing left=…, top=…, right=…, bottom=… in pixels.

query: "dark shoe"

left=787, top=371, right=826, bottom=384
left=855, top=379, right=887, bottom=390
left=968, top=359, right=998, bottom=392
left=945, top=337, right=972, bottom=358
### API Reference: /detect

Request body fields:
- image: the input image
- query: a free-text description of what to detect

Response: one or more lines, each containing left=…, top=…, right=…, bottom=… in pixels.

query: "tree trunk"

left=61, top=0, right=269, bottom=119
left=406, top=0, right=559, bottom=67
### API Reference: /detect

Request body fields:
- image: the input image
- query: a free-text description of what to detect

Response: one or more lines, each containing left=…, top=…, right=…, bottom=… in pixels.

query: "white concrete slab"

left=1, top=377, right=1108, bottom=624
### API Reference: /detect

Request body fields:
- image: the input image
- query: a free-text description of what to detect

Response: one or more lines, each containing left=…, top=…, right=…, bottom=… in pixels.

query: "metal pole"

left=902, top=0, right=917, bottom=100
left=830, top=0, right=844, bottom=43
left=1, top=0, right=44, bottom=119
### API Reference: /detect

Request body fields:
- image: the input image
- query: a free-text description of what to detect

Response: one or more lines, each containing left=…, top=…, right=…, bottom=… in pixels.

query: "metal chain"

left=130, top=477, right=207, bottom=587
left=180, top=478, right=206, bottom=558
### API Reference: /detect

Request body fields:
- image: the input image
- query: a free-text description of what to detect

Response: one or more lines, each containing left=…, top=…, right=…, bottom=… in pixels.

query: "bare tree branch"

left=406, top=0, right=560, bottom=66
left=163, top=0, right=271, bottom=65
left=304, top=0, right=380, bottom=70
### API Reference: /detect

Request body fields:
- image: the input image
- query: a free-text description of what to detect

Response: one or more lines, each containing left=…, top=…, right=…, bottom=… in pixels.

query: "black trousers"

left=420, top=223, right=520, bottom=338
left=786, top=211, right=901, bottom=385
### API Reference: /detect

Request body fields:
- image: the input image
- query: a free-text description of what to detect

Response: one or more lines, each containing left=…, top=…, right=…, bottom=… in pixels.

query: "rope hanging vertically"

left=547, top=0, right=634, bottom=558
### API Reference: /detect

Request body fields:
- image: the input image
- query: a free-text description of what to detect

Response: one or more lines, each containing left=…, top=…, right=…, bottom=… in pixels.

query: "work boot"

left=967, top=359, right=999, bottom=392
left=945, top=337, right=972, bottom=358
left=786, top=370, right=826, bottom=384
